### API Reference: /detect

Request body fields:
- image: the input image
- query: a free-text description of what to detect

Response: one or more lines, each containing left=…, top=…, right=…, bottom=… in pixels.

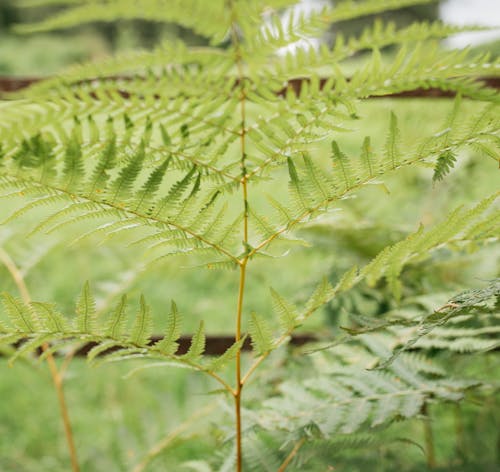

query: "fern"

left=377, top=279, right=500, bottom=368
left=0, top=0, right=499, bottom=470
left=249, top=313, right=274, bottom=355
left=243, top=332, right=490, bottom=470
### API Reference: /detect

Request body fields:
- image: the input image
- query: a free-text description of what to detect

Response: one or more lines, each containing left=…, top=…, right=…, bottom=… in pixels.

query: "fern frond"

left=254, top=332, right=485, bottom=445
left=207, top=337, right=246, bottom=373
left=385, top=112, right=401, bottom=169
left=16, top=0, right=230, bottom=44
left=1, top=292, right=37, bottom=332
left=331, top=140, right=354, bottom=191
left=377, top=279, right=500, bottom=368
left=104, top=295, right=128, bottom=339
left=129, top=295, right=153, bottom=346
left=0, top=288, right=228, bottom=381
left=433, top=150, right=457, bottom=182
left=20, top=41, right=232, bottom=98
left=325, top=0, right=435, bottom=23
left=155, top=301, right=182, bottom=356
left=362, top=193, right=498, bottom=299
left=249, top=313, right=274, bottom=355
left=270, top=288, right=300, bottom=332
left=76, top=281, right=97, bottom=334
left=182, top=321, right=206, bottom=361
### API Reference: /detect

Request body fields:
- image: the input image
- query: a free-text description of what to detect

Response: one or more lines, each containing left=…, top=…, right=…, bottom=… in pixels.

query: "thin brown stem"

left=229, top=2, right=249, bottom=470
left=0, top=248, right=80, bottom=472
left=277, top=437, right=306, bottom=472
left=234, top=260, right=247, bottom=472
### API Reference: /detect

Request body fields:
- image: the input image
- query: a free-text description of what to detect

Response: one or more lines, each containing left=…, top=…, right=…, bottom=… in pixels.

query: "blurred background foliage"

left=0, top=1, right=498, bottom=471
left=0, top=0, right=459, bottom=75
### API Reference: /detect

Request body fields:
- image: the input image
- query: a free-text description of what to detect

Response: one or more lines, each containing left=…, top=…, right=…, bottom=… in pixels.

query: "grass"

left=0, top=32, right=109, bottom=76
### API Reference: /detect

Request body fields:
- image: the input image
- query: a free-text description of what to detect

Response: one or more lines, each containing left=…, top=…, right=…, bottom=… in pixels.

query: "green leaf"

left=249, top=313, right=274, bottom=355
left=1, top=293, right=36, bottom=332
left=129, top=295, right=153, bottom=346
left=105, top=295, right=128, bottom=339
left=385, top=111, right=400, bottom=168
left=76, top=281, right=97, bottom=333
left=206, top=336, right=246, bottom=372
left=31, top=302, right=67, bottom=333
left=270, top=288, right=299, bottom=331
left=155, top=300, right=182, bottom=355
left=183, top=321, right=205, bottom=361
left=433, top=150, right=457, bottom=182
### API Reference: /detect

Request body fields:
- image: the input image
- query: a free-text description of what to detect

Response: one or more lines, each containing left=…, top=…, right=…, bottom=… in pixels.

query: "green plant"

left=0, top=1, right=499, bottom=470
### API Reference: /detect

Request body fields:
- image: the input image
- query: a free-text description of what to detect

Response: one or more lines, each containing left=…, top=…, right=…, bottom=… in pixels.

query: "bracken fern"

left=0, top=0, right=499, bottom=470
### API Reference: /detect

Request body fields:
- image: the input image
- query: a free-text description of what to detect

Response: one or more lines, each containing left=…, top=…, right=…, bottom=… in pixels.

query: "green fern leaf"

left=360, top=136, right=374, bottom=178
left=88, top=134, right=117, bottom=194
left=270, top=288, right=299, bottom=331
left=105, top=295, right=128, bottom=339
left=385, top=112, right=400, bottom=169
left=206, top=337, right=246, bottom=373
left=331, top=140, right=353, bottom=190
left=183, top=321, right=205, bottom=361
left=249, top=313, right=274, bottom=355
left=109, top=141, right=146, bottom=202
left=433, top=150, right=457, bottom=182
left=155, top=300, right=182, bottom=355
left=134, top=157, right=171, bottom=212
left=7, top=334, right=56, bottom=365
left=76, top=281, right=97, bottom=333
left=62, top=129, right=84, bottom=191
left=1, top=293, right=37, bottom=332
left=87, top=340, right=125, bottom=363
left=31, top=302, right=68, bottom=333
left=129, top=294, right=153, bottom=346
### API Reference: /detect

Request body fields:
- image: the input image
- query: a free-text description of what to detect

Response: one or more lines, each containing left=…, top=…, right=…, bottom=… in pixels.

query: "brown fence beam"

left=4, top=334, right=318, bottom=358
left=75, top=334, right=318, bottom=357
left=1, top=76, right=499, bottom=98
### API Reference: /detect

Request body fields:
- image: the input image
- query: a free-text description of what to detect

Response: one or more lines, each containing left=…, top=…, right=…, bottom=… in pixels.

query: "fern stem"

left=229, top=2, right=249, bottom=469
left=277, top=437, right=306, bottom=472
left=0, top=248, right=80, bottom=472
left=234, top=259, right=247, bottom=472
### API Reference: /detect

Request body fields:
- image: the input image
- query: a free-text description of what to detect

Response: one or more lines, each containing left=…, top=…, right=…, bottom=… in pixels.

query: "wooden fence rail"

left=1, top=76, right=499, bottom=97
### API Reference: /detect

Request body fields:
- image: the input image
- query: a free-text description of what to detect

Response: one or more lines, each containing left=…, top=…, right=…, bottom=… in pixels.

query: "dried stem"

left=0, top=248, right=80, bottom=472
left=277, top=437, right=306, bottom=472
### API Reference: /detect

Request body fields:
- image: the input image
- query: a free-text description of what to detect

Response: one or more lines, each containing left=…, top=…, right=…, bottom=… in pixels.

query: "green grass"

left=0, top=359, right=217, bottom=471
left=0, top=32, right=109, bottom=75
